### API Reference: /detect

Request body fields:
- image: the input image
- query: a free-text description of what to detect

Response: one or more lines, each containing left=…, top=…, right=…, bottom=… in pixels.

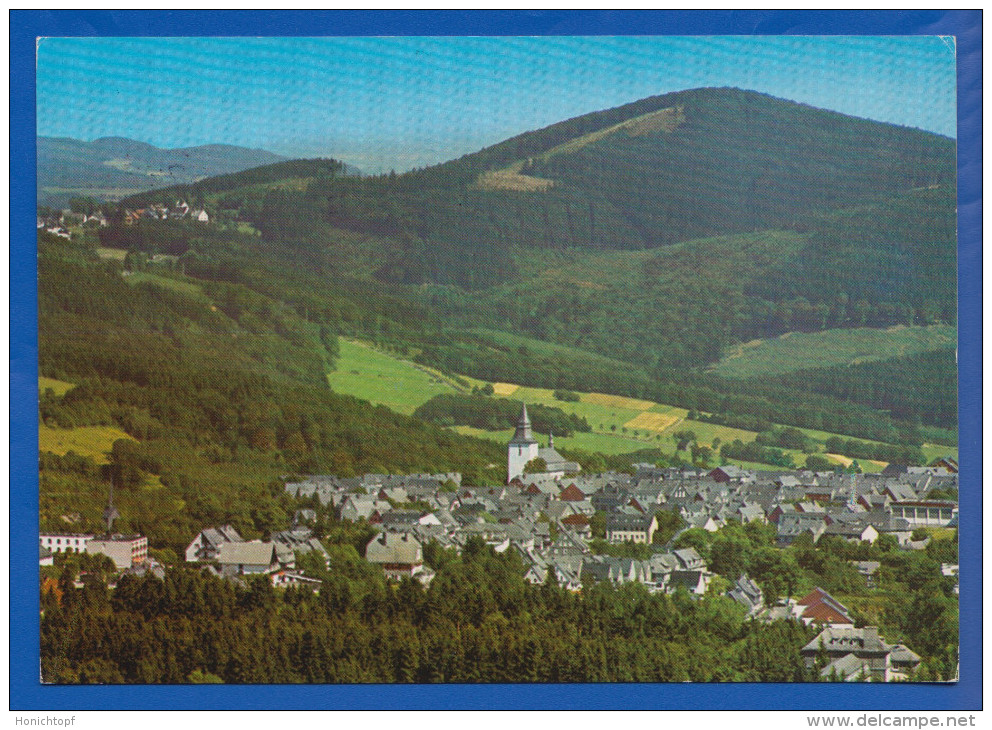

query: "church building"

left=507, top=404, right=581, bottom=482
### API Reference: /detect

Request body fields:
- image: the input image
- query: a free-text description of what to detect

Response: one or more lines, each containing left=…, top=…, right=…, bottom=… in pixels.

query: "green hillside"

left=44, top=87, right=958, bottom=508
left=37, top=231, right=506, bottom=552
left=710, top=325, right=957, bottom=378
left=324, top=335, right=957, bottom=470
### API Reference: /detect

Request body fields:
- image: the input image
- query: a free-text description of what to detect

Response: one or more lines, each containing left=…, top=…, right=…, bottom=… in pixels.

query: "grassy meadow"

left=327, top=339, right=465, bottom=415
left=39, top=424, right=136, bottom=464
left=326, top=338, right=957, bottom=469
left=40, top=376, right=76, bottom=397
left=709, top=324, right=957, bottom=378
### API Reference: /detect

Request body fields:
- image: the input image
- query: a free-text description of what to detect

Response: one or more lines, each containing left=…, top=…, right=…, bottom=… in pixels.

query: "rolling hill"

left=38, top=136, right=289, bottom=205
left=41, top=87, right=958, bottom=498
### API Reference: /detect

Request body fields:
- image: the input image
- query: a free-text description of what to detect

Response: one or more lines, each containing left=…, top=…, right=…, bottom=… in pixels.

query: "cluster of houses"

left=37, top=209, right=108, bottom=239
left=277, top=408, right=957, bottom=598
left=181, top=519, right=328, bottom=589
left=121, top=200, right=209, bottom=225
left=278, top=458, right=957, bottom=597
left=37, top=199, right=210, bottom=240
left=38, top=406, right=952, bottom=681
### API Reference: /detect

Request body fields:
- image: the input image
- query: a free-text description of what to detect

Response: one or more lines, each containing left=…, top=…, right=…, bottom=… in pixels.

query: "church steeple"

left=507, top=403, right=540, bottom=483
left=103, top=477, right=119, bottom=536
left=548, top=432, right=554, bottom=448
left=509, top=403, right=537, bottom=445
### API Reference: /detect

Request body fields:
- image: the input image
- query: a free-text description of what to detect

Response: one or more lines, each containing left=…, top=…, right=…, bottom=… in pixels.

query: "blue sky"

left=36, top=36, right=957, bottom=173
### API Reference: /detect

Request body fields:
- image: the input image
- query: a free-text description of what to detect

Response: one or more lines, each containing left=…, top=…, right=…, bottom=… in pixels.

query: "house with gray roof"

left=338, top=495, right=383, bottom=522
left=820, top=653, right=874, bottom=682
left=185, top=525, right=243, bottom=563
left=709, top=465, right=753, bottom=484
left=365, top=532, right=425, bottom=581
left=727, top=574, right=764, bottom=615
left=673, top=547, right=707, bottom=571
left=647, top=552, right=680, bottom=588
left=735, top=502, right=767, bottom=524
left=605, top=513, right=657, bottom=544
left=851, top=560, right=882, bottom=589
left=668, top=569, right=711, bottom=595
left=866, top=514, right=914, bottom=545
left=777, top=512, right=827, bottom=546
left=824, top=518, right=879, bottom=544
left=581, top=556, right=653, bottom=586
left=801, top=626, right=916, bottom=682
left=216, top=540, right=280, bottom=576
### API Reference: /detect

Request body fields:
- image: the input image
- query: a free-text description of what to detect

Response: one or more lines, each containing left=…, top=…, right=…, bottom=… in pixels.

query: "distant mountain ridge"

left=37, top=136, right=289, bottom=205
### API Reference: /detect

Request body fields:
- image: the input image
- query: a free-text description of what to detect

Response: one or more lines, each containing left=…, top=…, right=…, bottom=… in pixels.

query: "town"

left=37, top=199, right=210, bottom=240
left=41, top=405, right=958, bottom=683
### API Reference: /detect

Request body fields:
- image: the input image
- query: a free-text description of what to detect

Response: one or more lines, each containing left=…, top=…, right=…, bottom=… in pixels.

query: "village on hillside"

left=41, top=405, right=958, bottom=683
left=37, top=199, right=210, bottom=240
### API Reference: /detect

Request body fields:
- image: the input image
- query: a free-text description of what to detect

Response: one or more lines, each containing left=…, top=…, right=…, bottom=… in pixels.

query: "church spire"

left=509, top=403, right=537, bottom=444
left=103, top=477, right=119, bottom=536
left=548, top=432, right=554, bottom=448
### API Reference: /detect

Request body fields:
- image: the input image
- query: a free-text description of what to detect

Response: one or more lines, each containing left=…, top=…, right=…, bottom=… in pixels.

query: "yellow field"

left=39, top=425, right=135, bottom=464
left=825, top=453, right=853, bottom=466
left=825, top=453, right=888, bottom=469
left=582, top=392, right=655, bottom=411
left=39, top=376, right=75, bottom=397
left=492, top=383, right=520, bottom=396
left=624, top=411, right=682, bottom=432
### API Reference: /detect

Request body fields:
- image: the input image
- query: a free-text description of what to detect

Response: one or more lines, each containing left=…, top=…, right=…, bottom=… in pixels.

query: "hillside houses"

left=119, top=201, right=211, bottom=225
left=276, top=448, right=957, bottom=598
left=800, top=626, right=921, bottom=682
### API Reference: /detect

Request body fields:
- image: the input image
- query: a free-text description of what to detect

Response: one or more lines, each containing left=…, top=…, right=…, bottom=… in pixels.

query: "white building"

left=87, top=535, right=149, bottom=570
left=890, top=500, right=957, bottom=527
left=507, top=404, right=540, bottom=483
left=40, top=534, right=94, bottom=555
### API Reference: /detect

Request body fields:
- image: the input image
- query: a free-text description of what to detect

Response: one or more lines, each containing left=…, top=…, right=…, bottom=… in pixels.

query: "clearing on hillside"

left=492, top=383, right=520, bottom=396
left=708, top=325, right=957, bottom=378
left=476, top=162, right=555, bottom=192
left=95, top=247, right=128, bottom=261
left=534, top=105, right=686, bottom=160
left=327, top=339, right=459, bottom=415
left=40, top=376, right=75, bottom=397
left=39, top=425, right=136, bottom=464
left=624, top=411, right=682, bottom=432
left=124, top=272, right=208, bottom=301
left=582, top=392, right=655, bottom=411
left=475, top=106, right=685, bottom=192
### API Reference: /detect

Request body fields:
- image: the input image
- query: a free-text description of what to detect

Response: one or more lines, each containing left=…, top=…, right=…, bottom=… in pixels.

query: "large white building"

left=40, top=534, right=93, bottom=555
left=87, top=535, right=149, bottom=570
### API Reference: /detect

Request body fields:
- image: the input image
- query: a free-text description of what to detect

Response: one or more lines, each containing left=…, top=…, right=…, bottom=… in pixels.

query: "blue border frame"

left=10, top=10, right=982, bottom=711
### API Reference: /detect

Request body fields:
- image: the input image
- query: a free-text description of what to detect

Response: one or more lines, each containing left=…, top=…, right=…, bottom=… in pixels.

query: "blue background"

left=10, top=10, right=982, bottom=711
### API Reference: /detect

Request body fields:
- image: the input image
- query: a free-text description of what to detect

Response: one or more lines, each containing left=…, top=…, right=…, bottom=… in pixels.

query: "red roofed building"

left=560, top=513, right=592, bottom=538
left=796, top=587, right=854, bottom=627
left=559, top=484, right=586, bottom=502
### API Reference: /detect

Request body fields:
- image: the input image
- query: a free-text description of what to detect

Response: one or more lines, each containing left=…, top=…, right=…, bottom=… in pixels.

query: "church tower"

left=507, top=403, right=540, bottom=483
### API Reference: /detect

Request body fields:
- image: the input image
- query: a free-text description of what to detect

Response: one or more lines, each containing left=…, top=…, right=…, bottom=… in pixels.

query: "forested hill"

left=62, top=87, right=957, bottom=447
left=37, top=231, right=505, bottom=553
left=122, top=158, right=362, bottom=208
left=124, top=87, right=954, bottom=295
